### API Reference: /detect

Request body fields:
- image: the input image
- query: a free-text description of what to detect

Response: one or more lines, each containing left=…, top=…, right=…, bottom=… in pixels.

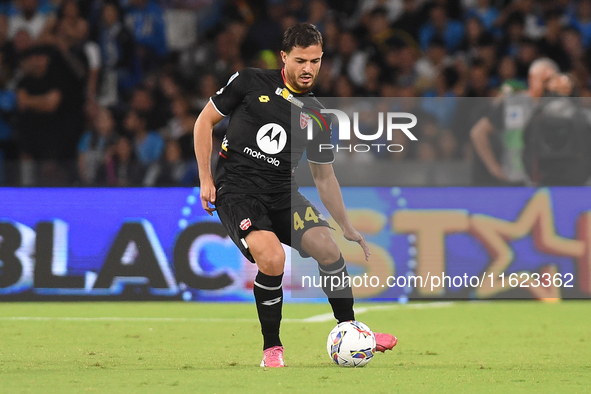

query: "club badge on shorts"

left=240, top=218, right=252, bottom=231
left=300, top=112, right=311, bottom=129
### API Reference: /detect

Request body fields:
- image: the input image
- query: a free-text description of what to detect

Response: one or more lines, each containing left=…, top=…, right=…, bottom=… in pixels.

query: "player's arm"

left=309, top=162, right=370, bottom=260
left=194, top=69, right=251, bottom=214
left=194, top=101, right=224, bottom=215
left=470, top=116, right=506, bottom=181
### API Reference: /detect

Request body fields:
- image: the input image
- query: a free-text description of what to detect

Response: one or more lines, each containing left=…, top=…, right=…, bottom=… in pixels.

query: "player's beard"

left=286, top=67, right=316, bottom=91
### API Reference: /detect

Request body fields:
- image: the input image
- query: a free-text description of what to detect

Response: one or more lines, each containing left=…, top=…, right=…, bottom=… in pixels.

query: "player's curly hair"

left=281, top=23, right=323, bottom=53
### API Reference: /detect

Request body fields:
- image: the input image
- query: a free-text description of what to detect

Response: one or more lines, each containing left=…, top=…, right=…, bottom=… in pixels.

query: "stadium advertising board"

left=0, top=187, right=589, bottom=300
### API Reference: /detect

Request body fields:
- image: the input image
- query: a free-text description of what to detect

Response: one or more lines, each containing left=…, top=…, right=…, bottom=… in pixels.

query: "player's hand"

left=200, top=180, right=217, bottom=216
left=343, top=227, right=371, bottom=261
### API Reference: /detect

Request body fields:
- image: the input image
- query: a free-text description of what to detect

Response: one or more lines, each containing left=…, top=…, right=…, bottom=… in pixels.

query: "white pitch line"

left=293, top=301, right=455, bottom=323
left=0, top=302, right=453, bottom=324
left=0, top=317, right=259, bottom=323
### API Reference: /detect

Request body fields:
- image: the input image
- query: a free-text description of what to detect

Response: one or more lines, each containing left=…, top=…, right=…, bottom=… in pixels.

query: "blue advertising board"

left=295, top=187, right=590, bottom=300
left=0, top=187, right=589, bottom=300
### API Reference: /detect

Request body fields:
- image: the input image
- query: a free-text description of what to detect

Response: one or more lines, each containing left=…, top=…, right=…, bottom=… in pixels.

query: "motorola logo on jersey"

left=242, top=123, right=287, bottom=166
left=256, top=123, right=287, bottom=154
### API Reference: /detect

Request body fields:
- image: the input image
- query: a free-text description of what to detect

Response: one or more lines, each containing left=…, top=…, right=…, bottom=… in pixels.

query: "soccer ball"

left=327, top=320, right=376, bottom=367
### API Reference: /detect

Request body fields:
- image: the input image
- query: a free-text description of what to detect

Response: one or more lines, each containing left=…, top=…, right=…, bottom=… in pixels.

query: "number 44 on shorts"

left=293, top=207, right=319, bottom=231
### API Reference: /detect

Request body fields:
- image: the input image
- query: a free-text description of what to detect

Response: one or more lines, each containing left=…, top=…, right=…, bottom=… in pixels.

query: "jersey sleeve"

left=306, top=120, right=335, bottom=164
left=210, top=68, right=255, bottom=117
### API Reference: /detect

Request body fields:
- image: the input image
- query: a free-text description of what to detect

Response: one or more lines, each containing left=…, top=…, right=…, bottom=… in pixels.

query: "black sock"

left=253, top=271, right=284, bottom=350
left=319, top=255, right=355, bottom=323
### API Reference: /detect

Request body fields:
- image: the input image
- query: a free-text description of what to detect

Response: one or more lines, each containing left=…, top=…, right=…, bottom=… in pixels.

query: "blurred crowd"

left=0, top=0, right=590, bottom=186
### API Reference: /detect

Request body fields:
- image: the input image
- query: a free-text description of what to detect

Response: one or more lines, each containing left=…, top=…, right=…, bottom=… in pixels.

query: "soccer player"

left=193, top=23, right=397, bottom=367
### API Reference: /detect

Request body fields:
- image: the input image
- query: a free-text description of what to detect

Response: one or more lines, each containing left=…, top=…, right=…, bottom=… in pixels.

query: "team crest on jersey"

left=300, top=112, right=311, bottom=129
left=240, top=218, right=251, bottom=231
left=275, top=87, right=304, bottom=108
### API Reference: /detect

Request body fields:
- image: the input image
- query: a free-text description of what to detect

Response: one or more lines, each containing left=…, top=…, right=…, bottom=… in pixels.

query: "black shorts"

left=215, top=191, right=331, bottom=264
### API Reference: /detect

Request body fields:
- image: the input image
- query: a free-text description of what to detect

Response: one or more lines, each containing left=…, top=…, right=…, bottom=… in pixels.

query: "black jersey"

left=210, top=67, right=333, bottom=196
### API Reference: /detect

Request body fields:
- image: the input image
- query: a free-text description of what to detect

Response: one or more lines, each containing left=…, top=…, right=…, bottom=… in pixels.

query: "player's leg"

left=215, top=194, right=285, bottom=367
left=289, top=193, right=397, bottom=352
left=244, top=230, right=286, bottom=351
left=300, top=226, right=397, bottom=352
left=246, top=231, right=286, bottom=367
left=282, top=194, right=356, bottom=322
left=300, top=226, right=355, bottom=323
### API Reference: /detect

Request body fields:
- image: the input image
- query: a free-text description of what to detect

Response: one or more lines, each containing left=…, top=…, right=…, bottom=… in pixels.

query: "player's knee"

left=255, top=247, right=285, bottom=276
left=302, top=228, right=341, bottom=265
left=315, top=240, right=341, bottom=266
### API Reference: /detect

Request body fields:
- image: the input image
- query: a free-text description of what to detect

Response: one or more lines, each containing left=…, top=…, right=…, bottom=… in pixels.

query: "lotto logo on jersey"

left=239, top=218, right=251, bottom=231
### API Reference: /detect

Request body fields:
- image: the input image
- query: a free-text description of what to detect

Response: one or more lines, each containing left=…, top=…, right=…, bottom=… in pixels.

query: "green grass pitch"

left=0, top=301, right=590, bottom=393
